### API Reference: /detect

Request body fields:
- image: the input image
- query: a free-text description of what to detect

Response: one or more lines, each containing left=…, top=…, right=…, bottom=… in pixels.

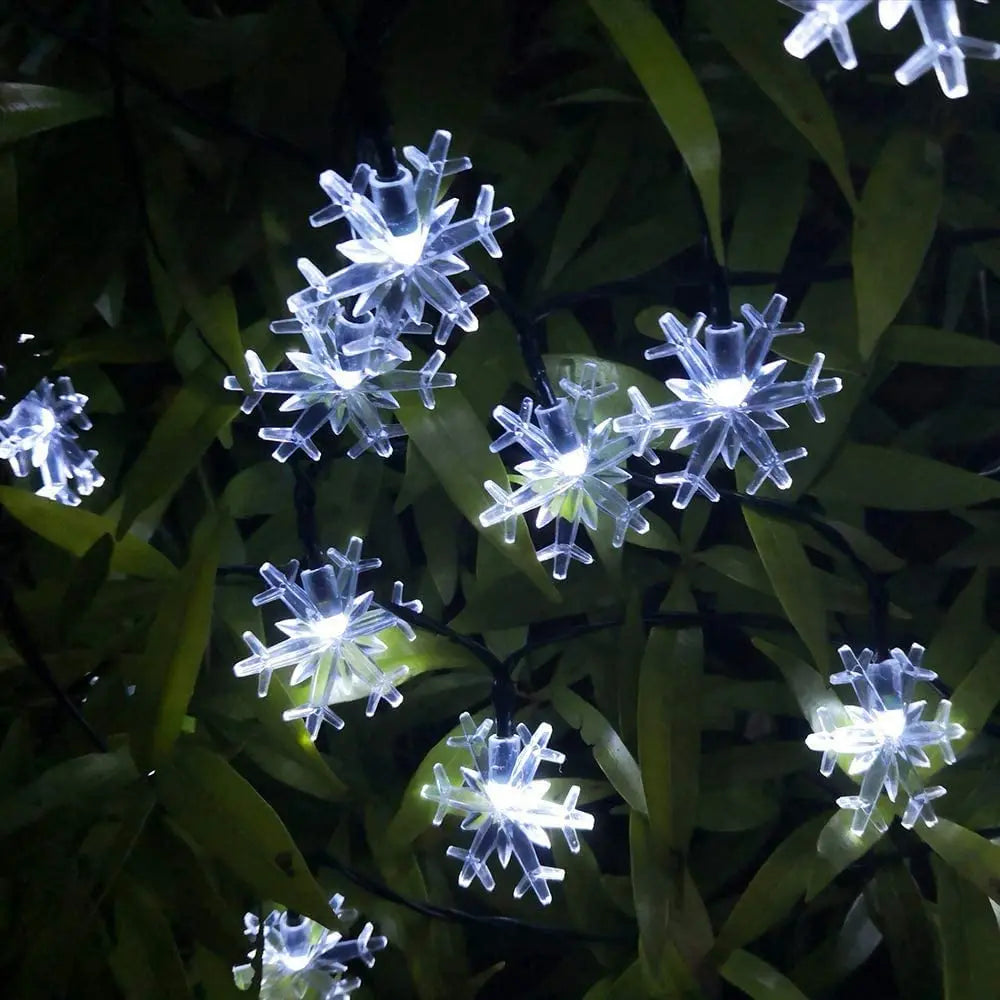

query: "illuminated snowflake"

left=0, top=376, right=104, bottom=506
left=613, top=294, right=841, bottom=509
left=421, top=712, right=594, bottom=905
left=233, top=536, right=421, bottom=740
left=292, top=129, right=514, bottom=344
left=225, top=295, right=454, bottom=461
left=780, top=0, right=1000, bottom=98
left=233, top=893, right=386, bottom=999
left=479, top=362, right=654, bottom=580
left=806, top=644, right=966, bottom=835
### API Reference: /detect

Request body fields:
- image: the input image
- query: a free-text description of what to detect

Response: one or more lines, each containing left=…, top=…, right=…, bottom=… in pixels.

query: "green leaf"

left=950, top=635, right=1000, bottom=736
left=808, top=810, right=885, bottom=900
left=396, top=385, right=557, bottom=598
left=916, top=820, right=1000, bottom=901
left=134, top=511, right=222, bottom=767
left=0, top=83, right=104, bottom=142
left=853, top=130, right=943, bottom=358
left=155, top=742, right=332, bottom=922
left=542, top=112, right=633, bottom=287
left=741, top=503, right=829, bottom=672
left=550, top=686, right=648, bottom=816
left=720, top=949, right=810, bottom=1000
left=712, top=814, right=828, bottom=959
left=57, top=329, right=170, bottom=367
left=701, top=0, right=854, bottom=207
left=588, top=0, right=723, bottom=260
left=180, top=286, right=247, bottom=389
left=813, top=444, right=1000, bottom=510
left=0, top=487, right=176, bottom=580
left=933, top=855, right=1000, bottom=999
left=753, top=639, right=846, bottom=735
left=881, top=326, right=1000, bottom=367
left=58, top=532, right=114, bottom=635
left=0, top=746, right=137, bottom=838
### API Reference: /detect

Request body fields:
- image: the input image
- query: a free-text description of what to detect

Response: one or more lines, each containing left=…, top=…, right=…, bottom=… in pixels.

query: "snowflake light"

left=612, top=294, right=841, bottom=509
left=233, top=893, right=386, bottom=999
left=233, top=536, right=421, bottom=740
left=780, top=0, right=1000, bottom=98
left=225, top=299, right=454, bottom=461
left=806, top=643, right=966, bottom=835
left=479, top=362, right=654, bottom=580
left=0, top=376, right=104, bottom=506
left=421, top=712, right=594, bottom=905
left=291, top=129, right=513, bottom=345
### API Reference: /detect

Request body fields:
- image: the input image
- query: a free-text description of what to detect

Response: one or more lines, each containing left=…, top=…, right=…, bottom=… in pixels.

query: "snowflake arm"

left=0, top=376, right=104, bottom=506
left=301, top=130, right=513, bottom=343
left=233, top=538, right=420, bottom=740
left=780, top=0, right=873, bottom=68
left=421, top=713, right=594, bottom=905
left=805, top=643, right=966, bottom=835
left=479, top=362, right=653, bottom=580
left=233, top=893, right=386, bottom=999
left=612, top=294, right=841, bottom=509
left=224, top=305, right=455, bottom=462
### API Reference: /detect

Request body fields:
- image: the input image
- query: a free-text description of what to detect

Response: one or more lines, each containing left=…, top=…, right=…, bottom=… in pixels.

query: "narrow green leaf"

left=950, top=634, right=1000, bottom=736
left=741, top=504, right=829, bottom=672
left=550, top=686, right=648, bottom=816
left=808, top=810, right=885, bottom=900
left=720, top=949, right=810, bottom=1000
left=0, top=83, right=104, bottom=142
left=701, top=0, right=854, bottom=207
left=155, top=742, right=332, bottom=922
left=882, top=326, right=1000, bottom=367
left=396, top=386, right=558, bottom=598
left=853, top=130, right=943, bottom=358
left=588, top=0, right=723, bottom=259
left=181, top=286, right=247, bottom=389
left=134, top=511, right=222, bottom=767
left=58, top=532, right=114, bottom=635
left=0, top=487, right=176, bottom=580
left=916, top=820, right=1000, bottom=901
left=813, top=443, right=1000, bottom=510
left=57, top=329, right=170, bottom=367
left=933, top=855, right=1000, bottom=999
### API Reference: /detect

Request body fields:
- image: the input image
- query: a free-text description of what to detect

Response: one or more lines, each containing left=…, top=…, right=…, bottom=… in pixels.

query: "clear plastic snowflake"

left=806, top=643, right=966, bottom=835
left=421, top=712, right=594, bottom=905
left=0, top=376, right=104, bottom=506
left=225, top=296, right=454, bottom=461
left=612, top=294, right=842, bottom=509
left=233, top=893, right=386, bottom=999
left=291, top=128, right=513, bottom=345
left=233, top=536, right=421, bottom=740
left=780, top=0, right=1000, bottom=98
left=479, top=362, right=654, bottom=580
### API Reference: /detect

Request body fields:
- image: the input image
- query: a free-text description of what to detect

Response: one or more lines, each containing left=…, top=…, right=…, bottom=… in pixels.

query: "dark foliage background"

left=2, top=0, right=1000, bottom=997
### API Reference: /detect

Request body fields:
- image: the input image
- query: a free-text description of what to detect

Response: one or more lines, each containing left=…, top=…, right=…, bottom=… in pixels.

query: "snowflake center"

left=707, top=375, right=752, bottom=408
left=873, top=708, right=907, bottom=743
left=552, top=445, right=590, bottom=479
left=312, top=611, right=351, bottom=641
left=383, top=228, right=428, bottom=268
left=485, top=780, right=531, bottom=816
left=330, top=367, right=368, bottom=390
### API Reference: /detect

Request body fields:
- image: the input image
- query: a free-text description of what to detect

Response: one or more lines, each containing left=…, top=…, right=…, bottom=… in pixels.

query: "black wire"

left=685, top=169, right=732, bottom=327
left=291, top=460, right=323, bottom=569
left=320, top=852, right=635, bottom=943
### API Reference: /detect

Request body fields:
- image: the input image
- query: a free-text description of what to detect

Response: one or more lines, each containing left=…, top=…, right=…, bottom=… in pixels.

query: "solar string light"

left=613, top=294, right=842, bottom=509
left=779, top=0, right=1000, bottom=98
left=806, top=644, right=966, bottom=835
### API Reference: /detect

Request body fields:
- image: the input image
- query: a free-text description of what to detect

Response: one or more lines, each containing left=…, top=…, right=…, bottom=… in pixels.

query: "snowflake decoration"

left=612, top=294, right=842, bottom=509
left=0, top=376, right=104, bottom=506
left=233, top=536, right=421, bottom=740
left=290, top=128, right=513, bottom=345
left=421, top=712, right=594, bottom=905
left=479, top=362, right=654, bottom=580
left=225, top=296, right=454, bottom=461
left=233, top=893, right=386, bottom=999
left=780, top=0, right=1000, bottom=98
left=806, top=643, right=966, bottom=835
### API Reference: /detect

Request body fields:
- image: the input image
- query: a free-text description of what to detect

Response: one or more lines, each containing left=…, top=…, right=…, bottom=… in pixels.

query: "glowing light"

left=707, top=375, right=752, bottom=408
left=553, top=445, right=590, bottom=478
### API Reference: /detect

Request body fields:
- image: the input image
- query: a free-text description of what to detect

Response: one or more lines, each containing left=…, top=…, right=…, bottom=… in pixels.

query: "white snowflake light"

left=780, top=0, right=1000, bottom=98
left=421, top=712, right=594, bottom=905
left=225, top=299, right=454, bottom=461
left=292, top=129, right=513, bottom=345
left=806, top=643, right=966, bottom=835
left=479, top=362, right=654, bottom=580
left=233, top=536, right=421, bottom=740
left=233, top=893, right=386, bottom=999
left=0, top=376, right=104, bottom=506
left=612, top=294, right=841, bottom=509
